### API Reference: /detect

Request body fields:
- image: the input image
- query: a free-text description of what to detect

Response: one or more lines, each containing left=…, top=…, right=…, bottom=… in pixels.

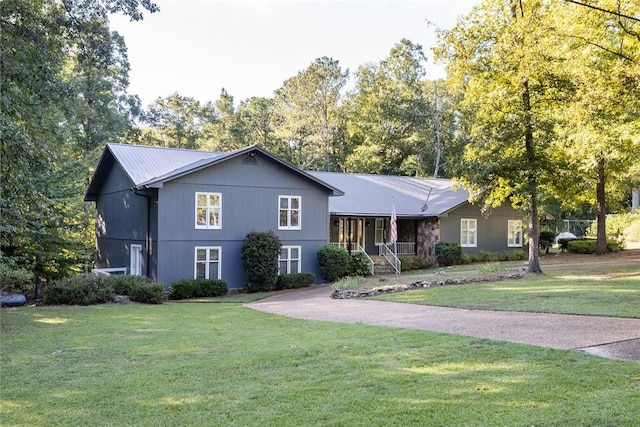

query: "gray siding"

left=94, top=164, right=158, bottom=278
left=440, top=203, right=525, bottom=253
left=156, top=152, right=330, bottom=288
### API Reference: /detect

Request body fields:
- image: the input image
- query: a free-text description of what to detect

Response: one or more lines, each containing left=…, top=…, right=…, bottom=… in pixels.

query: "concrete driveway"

left=247, top=284, right=640, bottom=362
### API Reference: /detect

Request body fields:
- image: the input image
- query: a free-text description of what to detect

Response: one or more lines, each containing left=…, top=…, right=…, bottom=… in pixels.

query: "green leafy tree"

left=344, top=39, right=434, bottom=176
left=549, top=0, right=640, bottom=254
left=140, top=92, right=215, bottom=149
left=272, top=56, right=348, bottom=170
left=437, top=0, right=570, bottom=273
left=1, top=0, right=157, bottom=287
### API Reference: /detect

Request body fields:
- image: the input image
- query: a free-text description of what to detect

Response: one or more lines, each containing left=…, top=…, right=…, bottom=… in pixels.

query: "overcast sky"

left=110, top=0, right=481, bottom=106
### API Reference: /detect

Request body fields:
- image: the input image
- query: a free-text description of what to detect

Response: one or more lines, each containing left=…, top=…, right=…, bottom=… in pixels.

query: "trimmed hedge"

left=241, top=231, right=282, bottom=292
left=568, top=239, right=624, bottom=254
left=435, top=242, right=463, bottom=266
left=317, top=245, right=350, bottom=282
left=169, top=279, right=228, bottom=300
left=276, top=273, right=315, bottom=290
left=44, top=275, right=166, bottom=305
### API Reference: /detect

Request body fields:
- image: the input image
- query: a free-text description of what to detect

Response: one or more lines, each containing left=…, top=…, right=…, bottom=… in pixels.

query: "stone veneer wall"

left=417, top=218, right=439, bottom=266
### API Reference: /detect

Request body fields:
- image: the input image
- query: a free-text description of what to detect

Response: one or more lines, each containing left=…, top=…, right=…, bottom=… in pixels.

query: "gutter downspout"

left=133, top=189, right=152, bottom=279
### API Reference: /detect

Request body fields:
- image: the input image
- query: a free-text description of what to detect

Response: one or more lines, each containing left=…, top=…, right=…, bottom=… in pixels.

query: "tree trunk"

left=596, top=159, right=608, bottom=255
left=522, top=76, right=543, bottom=273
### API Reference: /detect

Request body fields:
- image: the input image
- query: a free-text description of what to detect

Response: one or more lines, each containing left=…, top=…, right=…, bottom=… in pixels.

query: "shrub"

left=0, top=263, right=34, bottom=293
left=104, top=275, right=152, bottom=296
left=539, top=231, right=555, bottom=253
left=568, top=239, right=625, bottom=254
left=241, top=231, right=282, bottom=292
left=500, top=249, right=526, bottom=261
left=587, top=212, right=640, bottom=243
left=471, top=251, right=498, bottom=263
left=317, top=245, right=350, bottom=282
left=169, top=280, right=198, bottom=300
left=557, top=238, right=574, bottom=251
left=435, top=242, right=462, bottom=266
left=398, top=257, right=427, bottom=272
left=276, top=273, right=315, bottom=290
left=131, top=283, right=166, bottom=304
left=196, top=279, right=228, bottom=297
left=44, top=276, right=114, bottom=306
left=349, top=252, right=372, bottom=276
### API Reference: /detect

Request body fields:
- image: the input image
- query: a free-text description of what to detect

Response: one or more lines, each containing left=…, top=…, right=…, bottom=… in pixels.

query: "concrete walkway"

left=247, top=284, right=640, bottom=362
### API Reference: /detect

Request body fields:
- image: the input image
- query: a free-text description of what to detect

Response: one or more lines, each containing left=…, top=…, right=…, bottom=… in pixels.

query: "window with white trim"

left=460, top=218, right=477, bottom=247
left=195, top=192, right=221, bottom=229
left=279, top=196, right=301, bottom=229
left=508, top=220, right=523, bottom=247
left=194, top=247, right=221, bottom=280
left=279, top=246, right=301, bottom=275
left=374, top=218, right=384, bottom=245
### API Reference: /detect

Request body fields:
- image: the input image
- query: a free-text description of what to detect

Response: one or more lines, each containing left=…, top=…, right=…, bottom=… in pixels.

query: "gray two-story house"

left=85, top=144, right=343, bottom=289
left=86, top=143, right=526, bottom=288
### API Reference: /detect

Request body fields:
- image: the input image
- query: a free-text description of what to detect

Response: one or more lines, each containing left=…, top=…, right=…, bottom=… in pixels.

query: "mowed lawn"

left=372, top=265, right=640, bottom=318
left=2, top=289, right=640, bottom=426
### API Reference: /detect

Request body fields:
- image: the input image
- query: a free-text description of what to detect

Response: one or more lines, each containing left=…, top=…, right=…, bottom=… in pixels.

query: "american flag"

left=390, top=201, right=397, bottom=243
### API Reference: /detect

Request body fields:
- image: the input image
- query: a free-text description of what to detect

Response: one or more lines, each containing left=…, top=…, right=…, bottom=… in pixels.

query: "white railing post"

left=380, top=243, right=401, bottom=276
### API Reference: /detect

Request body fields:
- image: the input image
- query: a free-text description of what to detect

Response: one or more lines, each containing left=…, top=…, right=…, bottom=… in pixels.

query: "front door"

left=130, top=244, right=142, bottom=276
left=338, top=218, right=364, bottom=251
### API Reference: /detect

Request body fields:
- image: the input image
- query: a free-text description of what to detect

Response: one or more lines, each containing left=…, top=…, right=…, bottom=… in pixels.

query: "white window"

left=508, top=220, right=523, bottom=247
left=195, top=192, right=221, bottom=229
left=375, top=218, right=384, bottom=245
left=460, top=218, right=477, bottom=247
left=279, top=246, right=301, bottom=275
left=279, top=196, right=301, bottom=230
left=130, top=244, right=142, bottom=276
left=194, top=247, right=221, bottom=280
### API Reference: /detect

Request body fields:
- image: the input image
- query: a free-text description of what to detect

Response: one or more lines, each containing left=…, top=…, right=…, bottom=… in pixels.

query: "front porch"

left=328, top=215, right=440, bottom=273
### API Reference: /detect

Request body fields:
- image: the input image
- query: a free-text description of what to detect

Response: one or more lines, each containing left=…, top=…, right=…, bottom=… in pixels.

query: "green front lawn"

left=2, top=302, right=639, bottom=426
left=372, top=265, right=640, bottom=318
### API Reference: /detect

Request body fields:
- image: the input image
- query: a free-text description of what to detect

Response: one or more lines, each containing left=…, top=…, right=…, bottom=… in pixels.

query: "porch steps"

left=370, top=256, right=398, bottom=275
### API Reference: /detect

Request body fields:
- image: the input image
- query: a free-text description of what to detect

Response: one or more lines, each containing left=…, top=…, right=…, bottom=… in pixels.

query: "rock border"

left=330, top=268, right=527, bottom=299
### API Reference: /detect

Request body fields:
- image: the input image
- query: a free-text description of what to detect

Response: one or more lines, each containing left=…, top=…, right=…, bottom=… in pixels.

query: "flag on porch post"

left=390, top=199, right=397, bottom=244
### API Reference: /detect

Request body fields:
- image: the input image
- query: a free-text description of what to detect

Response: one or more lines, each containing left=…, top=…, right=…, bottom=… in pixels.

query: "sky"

left=110, top=0, right=481, bottom=107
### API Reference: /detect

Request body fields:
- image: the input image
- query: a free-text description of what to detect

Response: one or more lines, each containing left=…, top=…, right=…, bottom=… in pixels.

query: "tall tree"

left=551, top=0, right=640, bottom=254
left=272, top=57, right=348, bottom=170
left=344, top=39, right=434, bottom=176
left=201, top=89, right=247, bottom=151
left=438, top=0, right=569, bottom=273
left=237, top=97, right=278, bottom=151
left=140, top=92, right=214, bottom=149
left=0, top=0, right=157, bottom=282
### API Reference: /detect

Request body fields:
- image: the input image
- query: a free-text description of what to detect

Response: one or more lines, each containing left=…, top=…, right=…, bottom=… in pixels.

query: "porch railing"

left=389, top=242, right=415, bottom=256
left=328, top=242, right=375, bottom=275
left=379, top=243, right=401, bottom=276
left=92, top=267, right=127, bottom=276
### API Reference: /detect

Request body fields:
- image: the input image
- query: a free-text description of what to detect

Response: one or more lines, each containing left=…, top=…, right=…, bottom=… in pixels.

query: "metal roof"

left=85, top=144, right=343, bottom=200
left=109, top=143, right=223, bottom=186
left=307, top=171, right=469, bottom=217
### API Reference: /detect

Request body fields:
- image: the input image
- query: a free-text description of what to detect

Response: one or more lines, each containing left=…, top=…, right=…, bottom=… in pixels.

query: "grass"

left=371, top=265, right=640, bottom=318
left=2, top=301, right=640, bottom=426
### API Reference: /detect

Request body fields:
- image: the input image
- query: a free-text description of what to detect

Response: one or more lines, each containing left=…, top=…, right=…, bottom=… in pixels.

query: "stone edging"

left=330, top=268, right=527, bottom=299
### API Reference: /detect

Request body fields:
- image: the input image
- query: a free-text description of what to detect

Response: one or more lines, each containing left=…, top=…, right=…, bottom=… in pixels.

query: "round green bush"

left=435, top=242, right=462, bottom=266
left=317, top=245, right=349, bottom=282
left=348, top=252, right=372, bottom=276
